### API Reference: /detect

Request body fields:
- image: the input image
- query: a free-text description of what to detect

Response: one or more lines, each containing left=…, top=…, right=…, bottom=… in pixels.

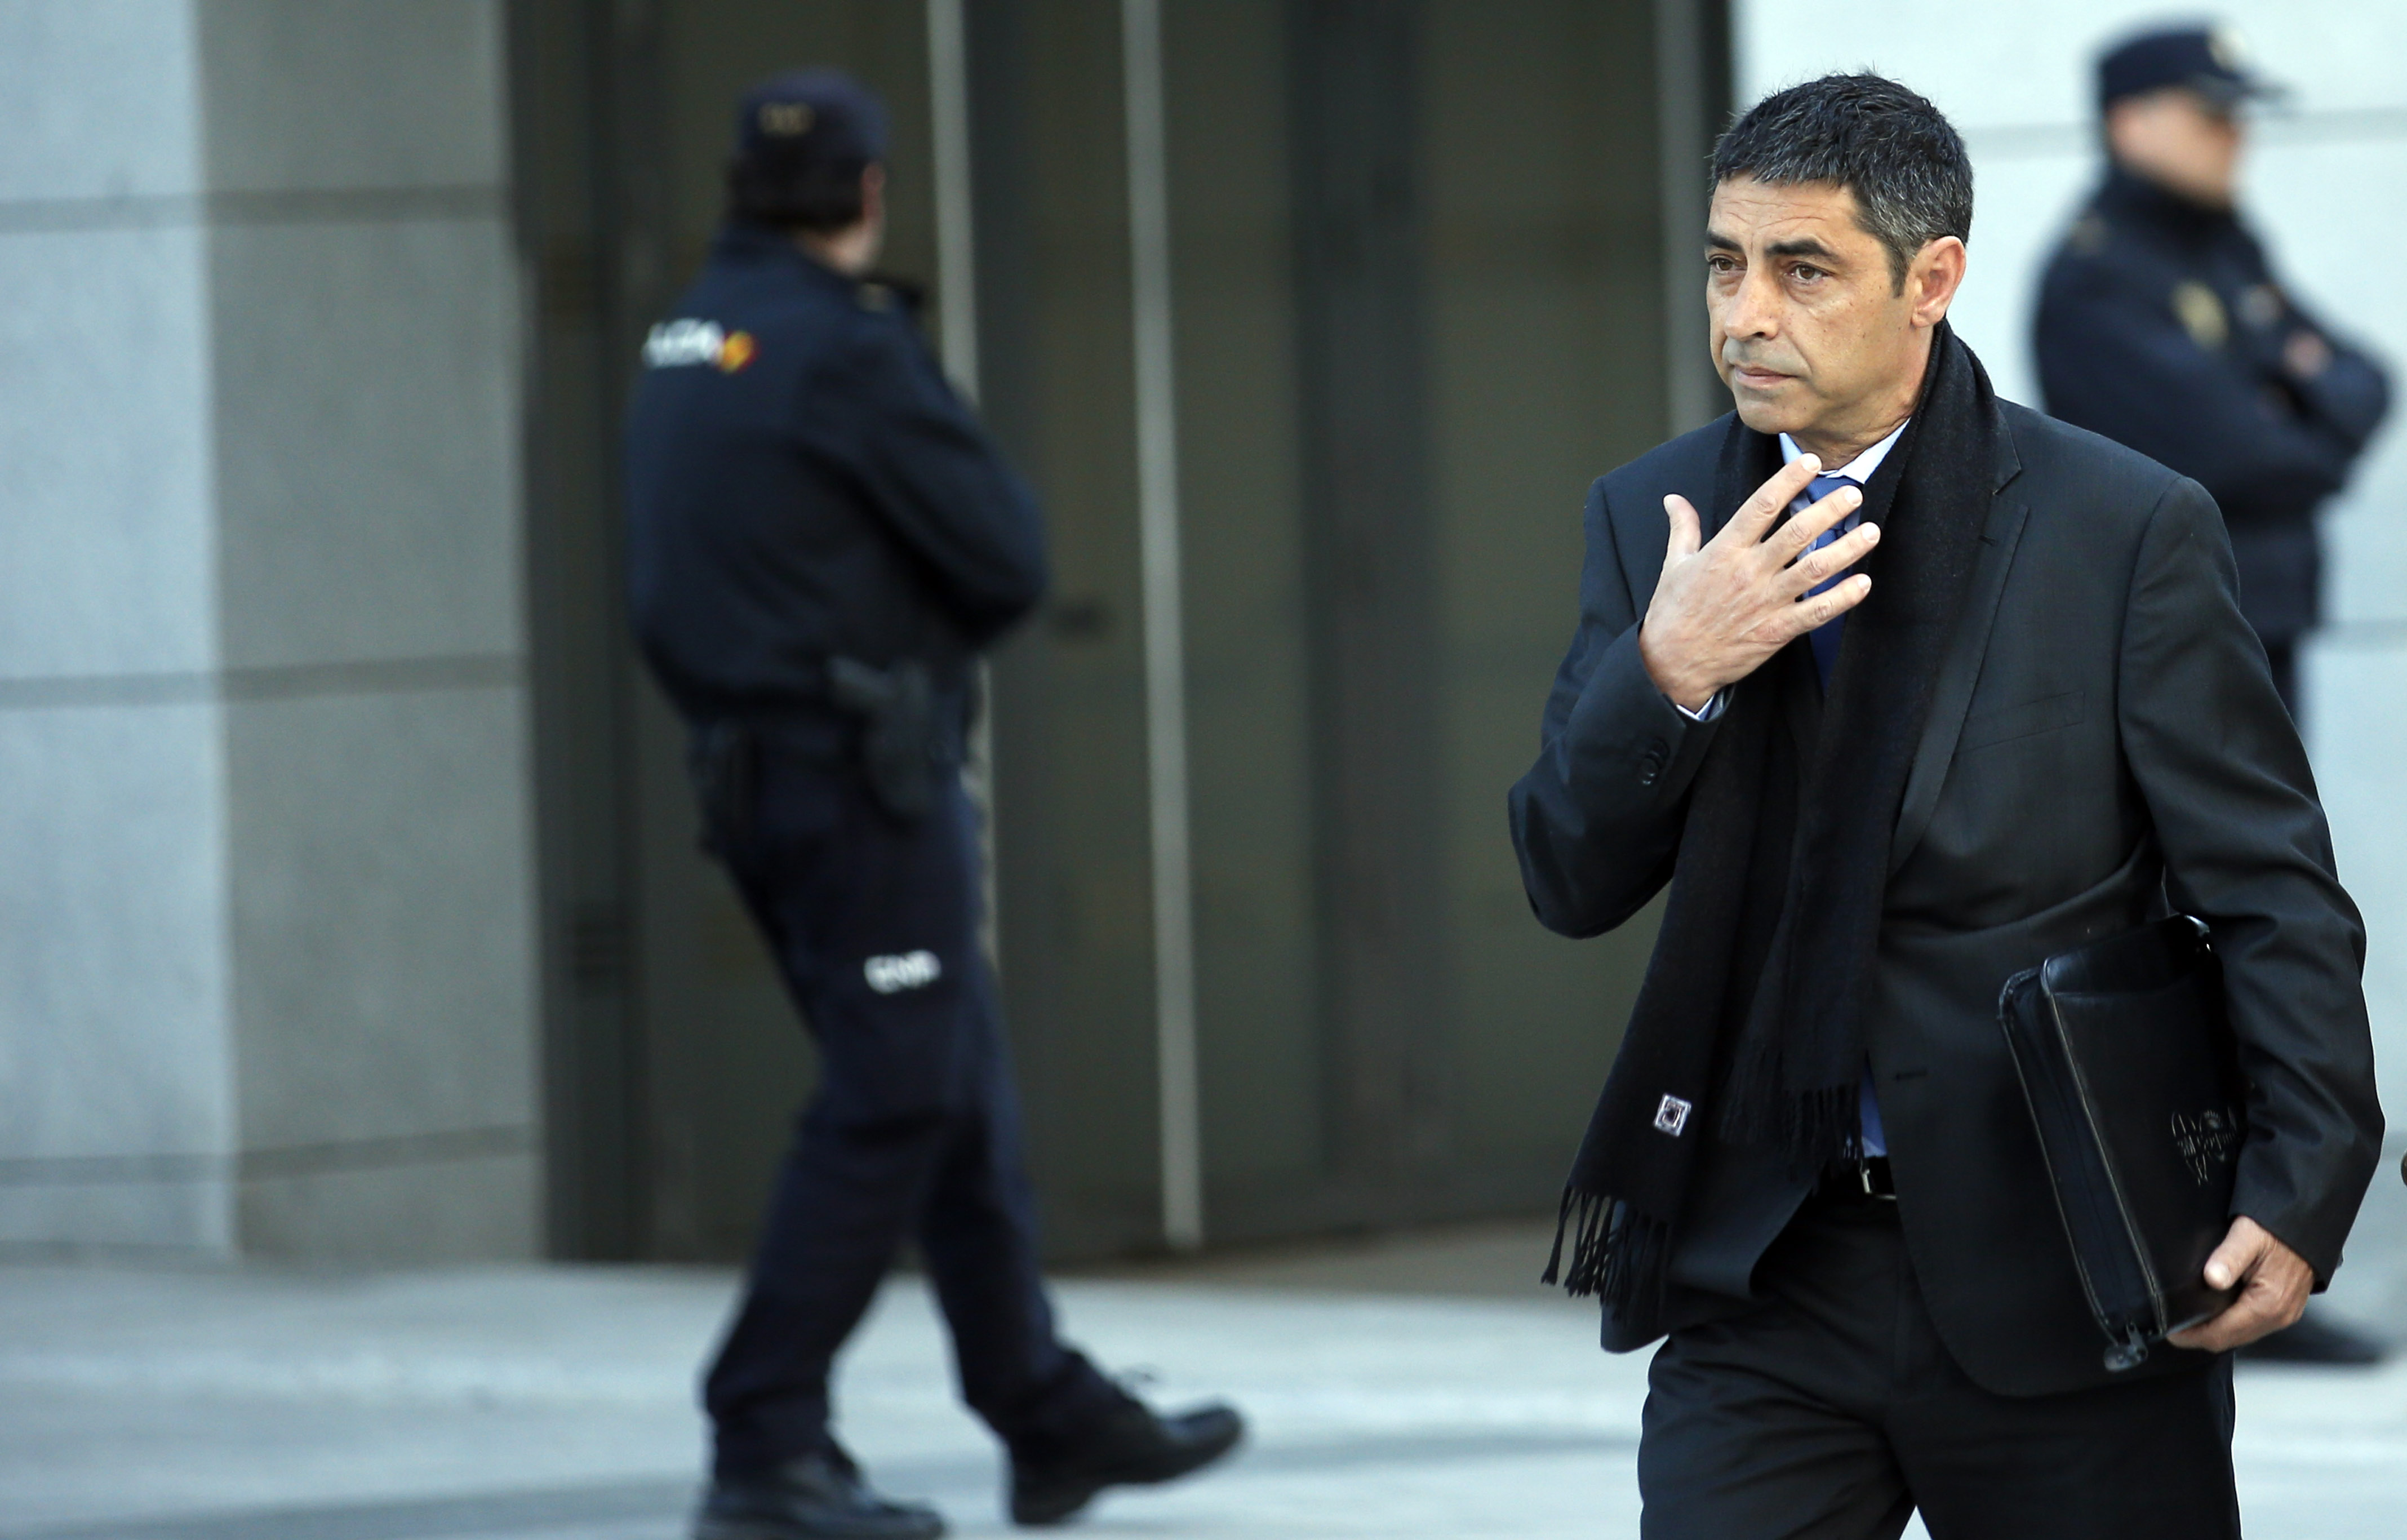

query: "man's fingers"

left=1788, top=521, right=1881, bottom=592
left=1773, top=481, right=1866, bottom=561
left=1722, top=455, right=1826, bottom=544
left=1662, top=494, right=1703, bottom=567
left=1774, top=574, right=1871, bottom=637
left=2167, top=1275, right=2306, bottom=1352
left=2168, top=1289, right=2288, bottom=1352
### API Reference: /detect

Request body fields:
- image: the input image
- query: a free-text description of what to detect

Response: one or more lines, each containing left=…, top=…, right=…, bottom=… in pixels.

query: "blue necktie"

left=1802, top=474, right=1860, bottom=690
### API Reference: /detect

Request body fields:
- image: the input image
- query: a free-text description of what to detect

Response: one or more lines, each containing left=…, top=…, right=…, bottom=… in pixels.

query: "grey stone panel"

left=0, top=1170, right=234, bottom=1253
left=224, top=682, right=536, bottom=1156
left=206, top=214, right=522, bottom=670
left=0, top=1, right=203, bottom=202
left=196, top=0, right=508, bottom=193
left=0, top=224, right=218, bottom=678
left=237, top=1147, right=540, bottom=1261
left=0, top=702, right=232, bottom=1164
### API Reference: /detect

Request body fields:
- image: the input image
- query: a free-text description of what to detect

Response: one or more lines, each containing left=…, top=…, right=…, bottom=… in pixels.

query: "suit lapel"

left=1888, top=421, right=2031, bottom=877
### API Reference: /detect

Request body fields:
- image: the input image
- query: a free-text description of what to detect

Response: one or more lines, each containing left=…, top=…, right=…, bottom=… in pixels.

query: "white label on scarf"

left=1654, top=1095, right=1693, bottom=1137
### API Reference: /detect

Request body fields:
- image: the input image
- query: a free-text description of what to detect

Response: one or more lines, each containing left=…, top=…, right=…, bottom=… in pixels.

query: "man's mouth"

left=1729, top=365, right=1792, bottom=390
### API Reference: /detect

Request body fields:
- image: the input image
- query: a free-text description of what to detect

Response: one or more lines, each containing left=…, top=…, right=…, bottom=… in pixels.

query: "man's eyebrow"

left=1765, top=236, right=1842, bottom=263
left=1702, top=232, right=1847, bottom=264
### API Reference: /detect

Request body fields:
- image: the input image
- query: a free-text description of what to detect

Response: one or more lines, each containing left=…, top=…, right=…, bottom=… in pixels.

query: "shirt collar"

left=1778, top=418, right=1909, bottom=485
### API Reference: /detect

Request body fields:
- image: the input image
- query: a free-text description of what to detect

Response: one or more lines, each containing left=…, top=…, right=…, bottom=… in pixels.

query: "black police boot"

left=2240, top=1307, right=2387, bottom=1366
left=694, top=1448, right=945, bottom=1540
left=1007, top=1395, right=1245, bottom=1526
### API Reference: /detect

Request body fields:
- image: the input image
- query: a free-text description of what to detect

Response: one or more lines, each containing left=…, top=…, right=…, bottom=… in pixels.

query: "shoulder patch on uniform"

left=2170, top=281, right=2228, bottom=350
left=642, top=318, right=756, bottom=372
left=2067, top=214, right=2108, bottom=256
left=856, top=282, right=892, bottom=313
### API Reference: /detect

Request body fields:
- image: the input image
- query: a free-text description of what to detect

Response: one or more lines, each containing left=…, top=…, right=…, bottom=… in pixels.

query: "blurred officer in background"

left=2035, top=25, right=2390, bottom=1368
left=624, top=71, right=1244, bottom=1539
left=2036, top=24, right=2390, bottom=721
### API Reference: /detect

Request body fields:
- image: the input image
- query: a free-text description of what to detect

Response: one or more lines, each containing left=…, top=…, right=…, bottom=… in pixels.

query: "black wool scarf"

left=1546, top=325, right=2000, bottom=1323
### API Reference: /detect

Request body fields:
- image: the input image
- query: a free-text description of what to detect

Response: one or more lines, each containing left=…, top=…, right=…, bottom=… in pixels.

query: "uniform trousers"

left=701, top=740, right=1119, bottom=1477
left=1638, top=1187, right=2240, bottom=1540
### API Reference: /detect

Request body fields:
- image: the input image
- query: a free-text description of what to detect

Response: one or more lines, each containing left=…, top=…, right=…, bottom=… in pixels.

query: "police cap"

left=727, top=70, right=888, bottom=228
left=2097, top=24, right=2285, bottom=113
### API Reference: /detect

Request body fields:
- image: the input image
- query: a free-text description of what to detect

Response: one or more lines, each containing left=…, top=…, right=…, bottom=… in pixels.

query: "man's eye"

left=1707, top=256, right=1738, bottom=274
left=1789, top=264, right=1824, bottom=282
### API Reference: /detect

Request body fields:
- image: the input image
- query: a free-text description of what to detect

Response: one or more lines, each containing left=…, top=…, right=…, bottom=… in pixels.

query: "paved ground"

left=3, top=1191, right=2405, bottom=1540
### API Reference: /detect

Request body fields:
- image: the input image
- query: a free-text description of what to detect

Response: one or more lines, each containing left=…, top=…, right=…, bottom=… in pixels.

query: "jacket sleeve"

left=808, top=321, right=1050, bottom=641
left=1508, top=476, right=1721, bottom=939
left=2036, top=261, right=2361, bottom=523
left=2116, top=476, right=2382, bottom=1282
left=2282, top=292, right=2392, bottom=458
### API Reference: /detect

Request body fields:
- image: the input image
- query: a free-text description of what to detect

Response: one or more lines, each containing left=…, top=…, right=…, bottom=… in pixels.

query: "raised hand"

left=1638, top=455, right=1880, bottom=711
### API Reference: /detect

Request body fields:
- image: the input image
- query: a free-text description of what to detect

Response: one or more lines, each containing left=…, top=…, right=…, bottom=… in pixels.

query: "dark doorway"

left=511, top=0, right=1729, bottom=1263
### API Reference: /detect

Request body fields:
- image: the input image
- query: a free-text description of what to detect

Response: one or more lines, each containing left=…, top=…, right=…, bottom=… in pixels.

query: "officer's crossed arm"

left=2039, top=266, right=2361, bottom=514
left=825, top=325, right=1051, bottom=641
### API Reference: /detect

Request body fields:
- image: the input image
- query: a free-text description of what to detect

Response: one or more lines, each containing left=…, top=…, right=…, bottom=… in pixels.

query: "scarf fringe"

left=1542, top=1189, right=1671, bottom=1321
left=1716, top=1081, right=1865, bottom=1174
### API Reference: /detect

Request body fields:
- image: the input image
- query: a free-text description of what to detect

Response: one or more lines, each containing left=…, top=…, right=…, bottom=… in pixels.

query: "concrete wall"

left=0, top=1, right=538, bottom=1261
left=1735, top=2, right=2407, bottom=1236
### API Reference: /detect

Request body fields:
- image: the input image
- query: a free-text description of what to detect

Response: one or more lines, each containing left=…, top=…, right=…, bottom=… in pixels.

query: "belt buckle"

left=1858, top=1156, right=1898, bottom=1201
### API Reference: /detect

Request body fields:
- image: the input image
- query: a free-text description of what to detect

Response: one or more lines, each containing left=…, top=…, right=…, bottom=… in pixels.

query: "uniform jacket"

left=624, top=222, right=1048, bottom=725
left=2035, top=168, right=2390, bottom=641
left=1510, top=395, right=2382, bottom=1397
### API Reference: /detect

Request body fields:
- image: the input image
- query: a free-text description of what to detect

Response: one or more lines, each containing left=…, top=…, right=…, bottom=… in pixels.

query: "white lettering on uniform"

left=864, top=950, right=944, bottom=995
left=643, top=318, right=727, bottom=368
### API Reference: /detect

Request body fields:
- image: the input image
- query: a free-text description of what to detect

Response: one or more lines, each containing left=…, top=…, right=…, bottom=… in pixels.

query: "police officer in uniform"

left=624, top=72, right=1244, bottom=1538
left=2036, top=24, right=2390, bottom=719
left=2035, top=25, right=2391, bottom=1366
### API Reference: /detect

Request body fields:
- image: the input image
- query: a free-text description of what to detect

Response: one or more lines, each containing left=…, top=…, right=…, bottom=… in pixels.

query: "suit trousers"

left=1638, top=1188, right=2239, bottom=1540
left=701, top=743, right=1118, bottom=1478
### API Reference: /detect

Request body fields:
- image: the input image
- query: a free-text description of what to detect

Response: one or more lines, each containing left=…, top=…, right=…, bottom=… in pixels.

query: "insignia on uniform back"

left=2170, top=281, right=2228, bottom=349
left=643, top=318, right=757, bottom=372
left=857, top=282, right=891, bottom=312
left=2067, top=214, right=2108, bottom=256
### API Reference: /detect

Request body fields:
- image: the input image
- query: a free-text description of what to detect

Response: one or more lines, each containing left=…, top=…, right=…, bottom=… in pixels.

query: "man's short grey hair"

left=1711, top=73, right=1973, bottom=290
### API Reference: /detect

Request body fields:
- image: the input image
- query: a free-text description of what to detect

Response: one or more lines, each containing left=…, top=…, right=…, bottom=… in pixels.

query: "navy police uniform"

left=624, top=215, right=1122, bottom=1484
left=2035, top=30, right=2390, bottom=712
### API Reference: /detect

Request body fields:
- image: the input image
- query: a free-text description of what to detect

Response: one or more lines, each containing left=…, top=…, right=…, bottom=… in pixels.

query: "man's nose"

left=1721, top=264, right=1781, bottom=341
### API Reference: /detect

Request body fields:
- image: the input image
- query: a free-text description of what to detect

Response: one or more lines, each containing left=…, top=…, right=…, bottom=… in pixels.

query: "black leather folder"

left=1997, top=915, right=2246, bottom=1370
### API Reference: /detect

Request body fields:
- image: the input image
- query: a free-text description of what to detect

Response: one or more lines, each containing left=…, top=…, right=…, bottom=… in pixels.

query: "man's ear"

left=1909, top=236, right=1968, bottom=327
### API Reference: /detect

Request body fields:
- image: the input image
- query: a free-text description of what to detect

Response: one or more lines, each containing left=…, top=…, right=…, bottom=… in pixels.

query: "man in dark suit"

left=1511, top=74, right=2381, bottom=1538
left=2034, top=21, right=2392, bottom=1370
left=2035, top=24, right=2390, bottom=723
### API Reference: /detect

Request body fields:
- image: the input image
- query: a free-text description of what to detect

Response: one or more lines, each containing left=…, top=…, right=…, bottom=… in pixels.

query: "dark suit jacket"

left=1510, top=398, right=2383, bottom=1397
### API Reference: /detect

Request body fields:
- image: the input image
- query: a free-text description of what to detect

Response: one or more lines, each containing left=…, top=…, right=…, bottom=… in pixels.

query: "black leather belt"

left=1820, top=1155, right=1897, bottom=1202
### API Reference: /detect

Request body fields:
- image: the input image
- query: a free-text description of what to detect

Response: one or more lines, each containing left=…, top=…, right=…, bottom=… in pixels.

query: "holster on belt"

left=829, top=655, right=942, bottom=823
